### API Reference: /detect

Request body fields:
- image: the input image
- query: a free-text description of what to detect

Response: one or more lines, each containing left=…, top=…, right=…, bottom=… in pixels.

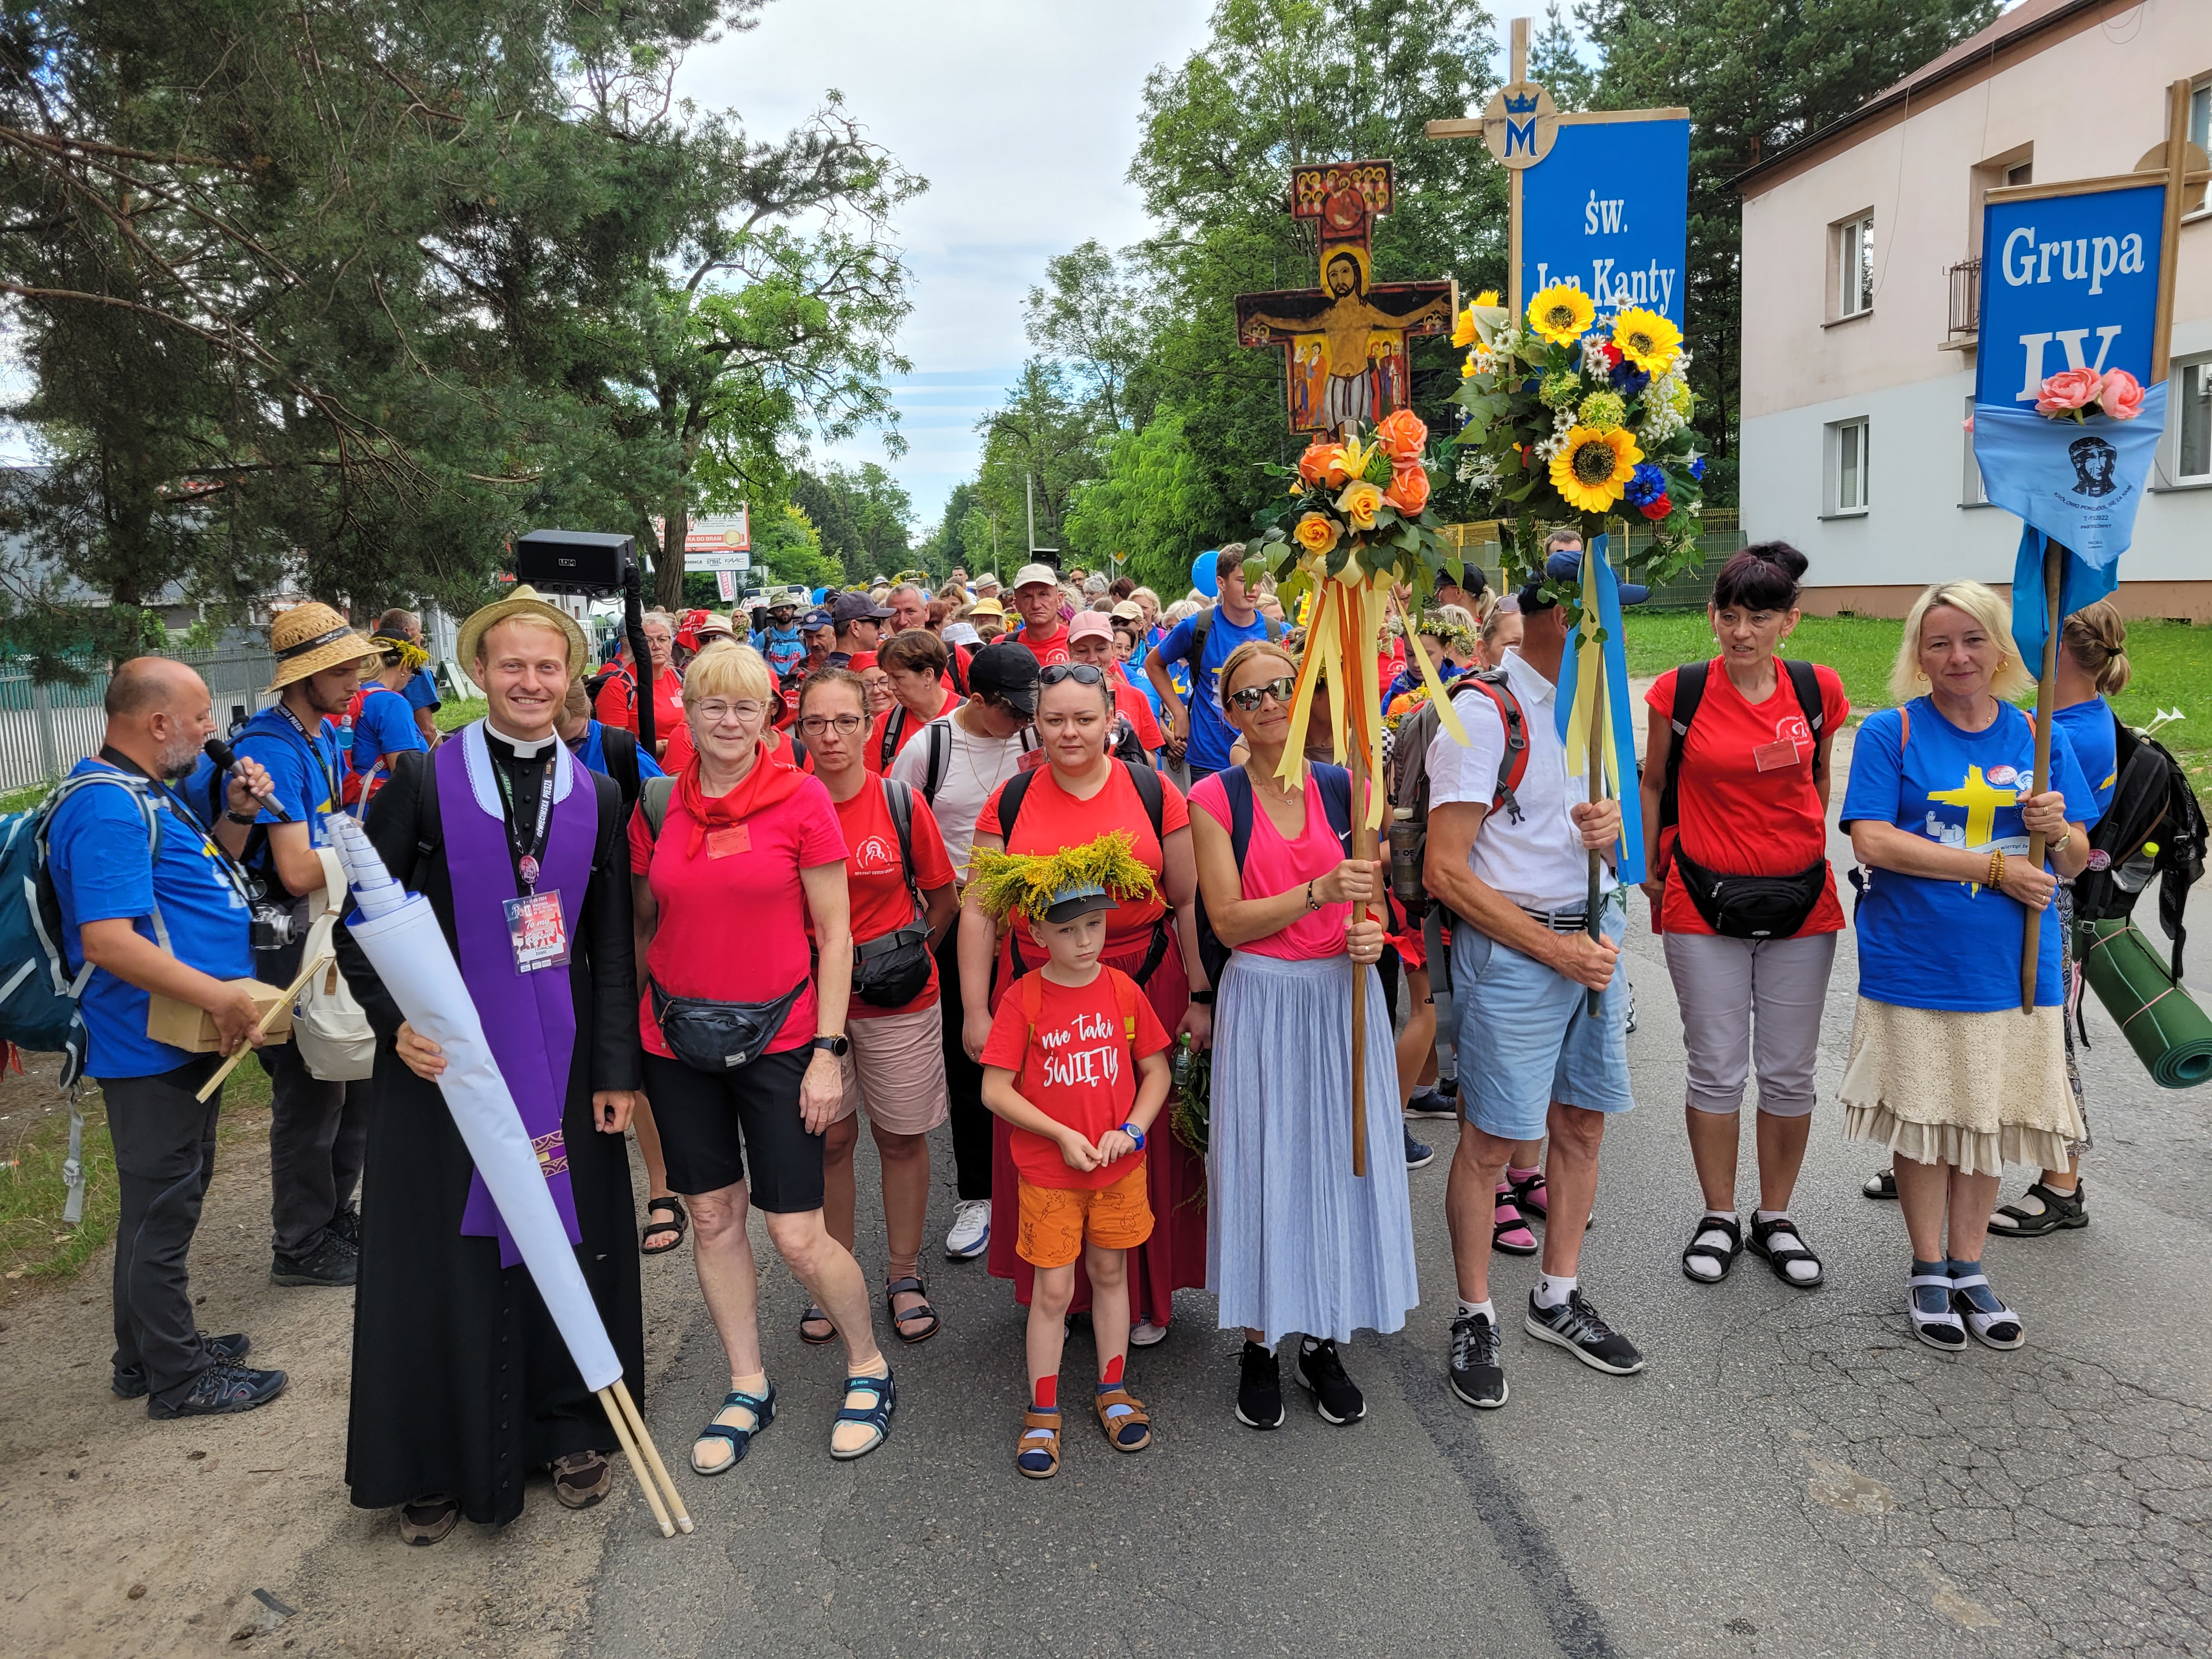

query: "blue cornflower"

left=1623, top=463, right=1666, bottom=508
left=1608, top=359, right=1650, bottom=399
left=1688, top=455, right=1707, bottom=482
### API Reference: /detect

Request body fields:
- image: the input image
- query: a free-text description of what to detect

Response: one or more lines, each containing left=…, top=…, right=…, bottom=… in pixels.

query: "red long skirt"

left=985, top=929, right=1207, bottom=1327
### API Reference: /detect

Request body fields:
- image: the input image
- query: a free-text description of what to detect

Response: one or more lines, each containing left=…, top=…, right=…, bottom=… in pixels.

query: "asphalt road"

left=579, top=728, right=2212, bottom=1658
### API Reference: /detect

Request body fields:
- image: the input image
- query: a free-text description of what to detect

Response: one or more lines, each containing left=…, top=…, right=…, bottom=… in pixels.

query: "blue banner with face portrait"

left=1972, top=179, right=2169, bottom=666
left=1520, top=118, right=1690, bottom=327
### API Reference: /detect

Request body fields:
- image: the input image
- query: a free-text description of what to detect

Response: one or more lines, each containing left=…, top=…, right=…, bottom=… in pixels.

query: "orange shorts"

left=1016, top=1161, right=1153, bottom=1268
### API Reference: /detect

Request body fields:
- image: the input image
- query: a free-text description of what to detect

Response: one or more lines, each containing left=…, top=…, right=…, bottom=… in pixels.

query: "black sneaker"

left=1236, top=1340, right=1284, bottom=1430
left=328, top=1207, right=362, bottom=1248
left=1294, top=1338, right=1365, bottom=1424
left=1404, top=1088, right=1459, bottom=1120
left=271, top=1232, right=358, bottom=1287
left=113, top=1332, right=251, bottom=1400
left=1403, top=1126, right=1434, bottom=1170
left=147, top=1361, right=287, bottom=1419
left=1524, top=1290, right=1645, bottom=1376
left=1449, top=1312, right=1508, bottom=1408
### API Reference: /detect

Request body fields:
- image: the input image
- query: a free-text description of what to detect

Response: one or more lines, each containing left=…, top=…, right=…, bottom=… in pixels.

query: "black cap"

left=968, top=641, right=1040, bottom=715
left=831, top=590, right=893, bottom=627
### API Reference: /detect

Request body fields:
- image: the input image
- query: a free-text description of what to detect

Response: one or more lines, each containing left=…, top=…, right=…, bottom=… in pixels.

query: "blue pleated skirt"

left=1205, top=950, right=1419, bottom=1346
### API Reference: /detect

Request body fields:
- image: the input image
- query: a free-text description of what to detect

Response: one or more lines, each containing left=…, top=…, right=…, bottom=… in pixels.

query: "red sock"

left=1032, top=1376, right=1058, bottom=1411
left=1100, top=1354, right=1124, bottom=1387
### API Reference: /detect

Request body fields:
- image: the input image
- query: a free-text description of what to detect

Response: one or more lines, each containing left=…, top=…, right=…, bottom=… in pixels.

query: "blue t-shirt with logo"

left=1156, top=608, right=1277, bottom=771
left=46, top=760, right=254, bottom=1079
left=2052, top=697, right=2118, bottom=825
left=232, top=704, right=344, bottom=850
left=1841, top=697, right=2094, bottom=1012
left=342, top=683, right=427, bottom=779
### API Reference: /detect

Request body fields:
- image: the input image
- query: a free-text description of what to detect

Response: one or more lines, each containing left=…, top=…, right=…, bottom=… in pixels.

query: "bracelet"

left=1986, top=850, right=2006, bottom=890
left=225, top=809, right=258, bottom=825
left=1304, top=880, right=1320, bottom=912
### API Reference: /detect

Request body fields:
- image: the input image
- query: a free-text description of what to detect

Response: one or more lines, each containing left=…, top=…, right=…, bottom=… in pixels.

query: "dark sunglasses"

left=1227, top=675, right=1298, bottom=712
left=1037, top=664, right=1107, bottom=687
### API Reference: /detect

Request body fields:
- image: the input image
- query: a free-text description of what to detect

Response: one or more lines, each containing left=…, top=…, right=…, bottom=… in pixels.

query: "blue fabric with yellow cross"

left=1841, top=696, right=2093, bottom=1012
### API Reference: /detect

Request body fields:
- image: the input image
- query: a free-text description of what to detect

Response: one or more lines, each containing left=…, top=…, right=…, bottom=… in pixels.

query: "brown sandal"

left=550, top=1450, right=611, bottom=1509
left=1093, top=1387, right=1152, bottom=1452
left=398, top=1494, right=460, bottom=1546
left=1016, top=1408, right=1061, bottom=1478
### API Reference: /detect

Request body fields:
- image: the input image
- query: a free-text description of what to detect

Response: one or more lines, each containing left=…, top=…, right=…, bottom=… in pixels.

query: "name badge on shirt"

left=1017, top=747, right=1050, bottom=773
left=1752, top=738, right=1800, bottom=772
left=504, top=890, right=570, bottom=973
left=706, top=824, right=751, bottom=858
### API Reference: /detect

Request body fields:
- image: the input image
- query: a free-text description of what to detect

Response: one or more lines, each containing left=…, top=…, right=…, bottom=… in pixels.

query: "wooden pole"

left=1585, top=677, right=1606, bottom=1016
left=2019, top=536, right=2063, bottom=1014
left=1506, top=17, right=1529, bottom=324
left=598, top=1387, right=675, bottom=1539
left=1340, top=585, right=1371, bottom=1179
left=612, top=1377, right=693, bottom=1534
left=193, top=952, right=332, bottom=1103
left=2152, top=79, right=2190, bottom=383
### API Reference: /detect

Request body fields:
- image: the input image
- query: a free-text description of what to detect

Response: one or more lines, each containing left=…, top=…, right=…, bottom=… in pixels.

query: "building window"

left=2177, top=354, right=2212, bottom=487
left=2005, top=160, right=2033, bottom=187
left=1832, top=213, right=1874, bottom=319
left=1962, top=397, right=1988, bottom=506
left=1825, top=418, right=1870, bottom=516
left=2192, top=79, right=2209, bottom=154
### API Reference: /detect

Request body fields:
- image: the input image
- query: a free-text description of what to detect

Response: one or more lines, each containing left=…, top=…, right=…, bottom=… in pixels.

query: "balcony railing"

left=1947, top=257, right=1980, bottom=340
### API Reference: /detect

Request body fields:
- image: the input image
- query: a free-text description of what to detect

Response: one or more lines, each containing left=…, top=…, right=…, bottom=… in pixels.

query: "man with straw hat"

left=230, top=601, right=379, bottom=1291
left=332, top=585, right=646, bottom=1544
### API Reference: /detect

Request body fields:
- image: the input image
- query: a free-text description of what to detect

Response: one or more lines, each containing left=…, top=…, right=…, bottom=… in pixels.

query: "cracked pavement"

left=579, top=730, right=2212, bottom=1657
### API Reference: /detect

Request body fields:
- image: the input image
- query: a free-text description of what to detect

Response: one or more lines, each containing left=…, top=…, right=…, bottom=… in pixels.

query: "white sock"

left=1533, top=1273, right=1576, bottom=1309
left=1756, top=1210, right=1819, bottom=1283
left=1457, top=1298, right=1495, bottom=1324
left=1684, top=1210, right=1737, bottom=1282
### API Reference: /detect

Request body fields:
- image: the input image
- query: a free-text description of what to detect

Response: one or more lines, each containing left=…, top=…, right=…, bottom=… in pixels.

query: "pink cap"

left=1066, top=610, right=1115, bottom=645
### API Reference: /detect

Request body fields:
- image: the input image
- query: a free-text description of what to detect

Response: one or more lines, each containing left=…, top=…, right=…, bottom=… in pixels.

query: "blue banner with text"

left=1520, top=118, right=1690, bottom=327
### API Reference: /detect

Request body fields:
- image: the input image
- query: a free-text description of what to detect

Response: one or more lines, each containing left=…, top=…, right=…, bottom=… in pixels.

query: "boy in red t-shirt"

left=980, top=878, right=1172, bottom=1479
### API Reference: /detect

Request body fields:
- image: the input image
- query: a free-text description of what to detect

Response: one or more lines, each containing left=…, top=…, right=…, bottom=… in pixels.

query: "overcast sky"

left=675, top=0, right=1554, bottom=532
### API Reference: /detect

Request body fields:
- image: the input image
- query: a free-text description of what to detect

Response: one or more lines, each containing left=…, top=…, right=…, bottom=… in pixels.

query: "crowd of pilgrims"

left=48, top=534, right=2128, bottom=1537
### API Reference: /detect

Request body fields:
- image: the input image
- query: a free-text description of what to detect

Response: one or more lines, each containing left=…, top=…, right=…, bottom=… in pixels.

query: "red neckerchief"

left=675, top=740, right=806, bottom=858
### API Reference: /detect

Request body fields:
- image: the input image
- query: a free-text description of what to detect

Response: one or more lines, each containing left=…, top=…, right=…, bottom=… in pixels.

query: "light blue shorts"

left=1452, top=906, right=1634, bottom=1141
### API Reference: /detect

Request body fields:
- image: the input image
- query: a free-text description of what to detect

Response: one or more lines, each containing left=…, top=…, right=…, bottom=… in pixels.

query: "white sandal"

left=1907, top=1272, right=1967, bottom=1350
left=1948, top=1272, right=2024, bottom=1350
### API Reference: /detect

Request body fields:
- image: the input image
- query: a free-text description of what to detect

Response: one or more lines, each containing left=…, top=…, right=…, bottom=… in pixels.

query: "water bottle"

left=2113, top=841, right=2159, bottom=895
left=1388, top=808, right=1426, bottom=906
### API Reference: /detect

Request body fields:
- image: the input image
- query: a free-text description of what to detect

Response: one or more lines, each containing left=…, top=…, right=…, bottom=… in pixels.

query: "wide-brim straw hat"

left=266, top=602, right=378, bottom=692
left=456, top=585, right=590, bottom=681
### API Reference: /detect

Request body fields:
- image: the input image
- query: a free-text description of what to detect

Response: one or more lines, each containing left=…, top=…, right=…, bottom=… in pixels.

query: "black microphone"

left=203, top=736, right=291, bottom=822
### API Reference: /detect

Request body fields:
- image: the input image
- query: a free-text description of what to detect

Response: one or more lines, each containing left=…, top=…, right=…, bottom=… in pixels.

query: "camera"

left=250, top=902, right=297, bottom=953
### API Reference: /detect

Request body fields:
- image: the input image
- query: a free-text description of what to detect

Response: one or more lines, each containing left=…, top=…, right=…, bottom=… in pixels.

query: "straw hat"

left=266, top=603, right=377, bottom=692
left=456, top=585, right=589, bottom=680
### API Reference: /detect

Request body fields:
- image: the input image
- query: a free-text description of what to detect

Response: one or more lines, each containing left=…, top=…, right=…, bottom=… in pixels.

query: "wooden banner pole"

left=612, top=1377, right=694, bottom=1534
left=1585, top=678, right=1606, bottom=1016
left=597, top=1387, right=675, bottom=1539
left=194, top=951, right=332, bottom=1104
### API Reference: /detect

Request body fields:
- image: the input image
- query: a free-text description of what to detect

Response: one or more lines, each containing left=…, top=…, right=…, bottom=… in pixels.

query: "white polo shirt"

left=1425, top=646, right=1616, bottom=914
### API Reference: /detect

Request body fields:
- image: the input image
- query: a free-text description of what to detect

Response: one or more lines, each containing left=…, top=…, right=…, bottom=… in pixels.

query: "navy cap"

left=1039, top=881, right=1112, bottom=925
left=801, top=607, right=835, bottom=631
left=831, top=590, right=893, bottom=627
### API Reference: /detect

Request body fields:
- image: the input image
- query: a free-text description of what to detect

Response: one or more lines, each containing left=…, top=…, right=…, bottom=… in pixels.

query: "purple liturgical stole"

left=436, top=726, right=597, bottom=1267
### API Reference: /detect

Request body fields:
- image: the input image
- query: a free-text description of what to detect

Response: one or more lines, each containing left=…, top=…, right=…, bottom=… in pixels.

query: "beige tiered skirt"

left=1839, top=997, right=2085, bottom=1177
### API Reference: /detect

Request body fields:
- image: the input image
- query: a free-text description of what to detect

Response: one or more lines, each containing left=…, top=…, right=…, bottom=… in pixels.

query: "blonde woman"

left=1838, top=582, right=2092, bottom=1350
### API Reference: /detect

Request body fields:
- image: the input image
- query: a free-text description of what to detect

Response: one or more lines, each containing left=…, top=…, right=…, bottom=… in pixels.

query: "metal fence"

left=0, top=644, right=278, bottom=797
left=1435, top=514, right=1747, bottom=609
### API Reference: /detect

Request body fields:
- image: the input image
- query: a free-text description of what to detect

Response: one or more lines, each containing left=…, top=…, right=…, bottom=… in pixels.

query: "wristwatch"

left=1120, top=1122, right=1146, bottom=1150
left=810, top=1033, right=850, bottom=1058
left=1188, top=988, right=1214, bottom=1006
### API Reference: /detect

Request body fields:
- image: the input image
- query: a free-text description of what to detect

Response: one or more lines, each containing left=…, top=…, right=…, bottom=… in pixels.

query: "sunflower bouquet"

left=1449, top=284, right=1706, bottom=611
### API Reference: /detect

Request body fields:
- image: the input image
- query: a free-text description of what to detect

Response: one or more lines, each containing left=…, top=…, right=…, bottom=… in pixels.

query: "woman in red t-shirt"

left=1639, top=544, right=1847, bottom=1293
left=957, top=663, right=1213, bottom=1344
left=630, top=643, right=897, bottom=1469
left=796, top=668, right=958, bottom=1348
left=866, top=629, right=962, bottom=774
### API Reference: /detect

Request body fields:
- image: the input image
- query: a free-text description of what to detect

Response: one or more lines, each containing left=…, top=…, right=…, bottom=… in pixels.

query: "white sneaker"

left=1130, top=1319, right=1168, bottom=1348
left=944, top=1198, right=991, bottom=1260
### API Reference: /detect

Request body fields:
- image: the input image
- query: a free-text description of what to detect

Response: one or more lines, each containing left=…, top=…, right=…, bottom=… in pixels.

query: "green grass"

left=435, top=696, right=486, bottom=732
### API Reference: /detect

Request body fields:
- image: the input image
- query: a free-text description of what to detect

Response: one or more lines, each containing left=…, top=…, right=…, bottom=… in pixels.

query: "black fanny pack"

left=1671, top=843, right=1828, bottom=940
left=650, top=977, right=806, bottom=1073
left=853, top=916, right=934, bottom=1008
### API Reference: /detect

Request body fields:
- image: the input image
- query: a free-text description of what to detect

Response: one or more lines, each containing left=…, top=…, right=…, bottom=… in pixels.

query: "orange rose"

left=1384, top=461, right=1430, bottom=517
left=1374, top=408, right=1428, bottom=463
left=1297, top=437, right=1346, bottom=487
left=1292, top=511, right=1343, bottom=555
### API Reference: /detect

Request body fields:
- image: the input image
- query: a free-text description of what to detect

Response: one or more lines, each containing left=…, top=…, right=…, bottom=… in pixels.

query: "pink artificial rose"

left=2097, top=368, right=2145, bottom=421
left=1961, top=414, right=1975, bottom=432
left=2035, top=366, right=2103, bottom=416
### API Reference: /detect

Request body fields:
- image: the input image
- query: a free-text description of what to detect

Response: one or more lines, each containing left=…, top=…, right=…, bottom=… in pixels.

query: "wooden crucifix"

left=1234, top=160, right=1457, bottom=433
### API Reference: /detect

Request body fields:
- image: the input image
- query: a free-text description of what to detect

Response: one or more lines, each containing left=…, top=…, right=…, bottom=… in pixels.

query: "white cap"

left=1013, top=562, right=1059, bottom=591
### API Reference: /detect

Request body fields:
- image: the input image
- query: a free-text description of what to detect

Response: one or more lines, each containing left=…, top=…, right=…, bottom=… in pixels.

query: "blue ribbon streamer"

left=1552, top=533, right=1647, bottom=887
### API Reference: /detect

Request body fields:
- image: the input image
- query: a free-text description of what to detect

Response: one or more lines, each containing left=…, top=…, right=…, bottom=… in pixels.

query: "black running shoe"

left=113, top=1332, right=251, bottom=1400
left=328, top=1206, right=362, bottom=1249
left=1236, top=1340, right=1284, bottom=1430
left=1404, top=1088, right=1459, bottom=1120
left=1449, top=1312, right=1508, bottom=1408
left=148, top=1362, right=287, bottom=1419
left=271, top=1232, right=357, bottom=1287
left=1524, top=1290, right=1645, bottom=1376
left=1294, top=1338, right=1365, bottom=1425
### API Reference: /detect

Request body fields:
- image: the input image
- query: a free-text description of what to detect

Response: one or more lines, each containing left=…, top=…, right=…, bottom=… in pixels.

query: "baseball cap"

left=968, top=641, right=1040, bottom=715
left=1012, top=562, right=1059, bottom=592
left=1067, top=610, right=1114, bottom=645
left=831, top=590, right=893, bottom=627
left=1038, top=881, right=1112, bottom=925
left=1110, top=600, right=1145, bottom=624
left=801, top=607, right=835, bottom=631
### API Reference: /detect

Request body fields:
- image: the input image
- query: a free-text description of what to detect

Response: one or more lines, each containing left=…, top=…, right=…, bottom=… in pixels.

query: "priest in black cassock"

left=336, top=587, right=645, bottom=1546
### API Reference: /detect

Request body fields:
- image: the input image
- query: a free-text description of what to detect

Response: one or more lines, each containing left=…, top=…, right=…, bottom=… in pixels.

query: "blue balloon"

left=1191, top=549, right=1219, bottom=599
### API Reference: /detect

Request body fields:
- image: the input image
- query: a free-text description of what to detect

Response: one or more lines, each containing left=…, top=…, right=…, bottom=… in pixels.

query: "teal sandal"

left=691, top=1384, right=775, bottom=1475
left=830, top=1369, right=896, bottom=1461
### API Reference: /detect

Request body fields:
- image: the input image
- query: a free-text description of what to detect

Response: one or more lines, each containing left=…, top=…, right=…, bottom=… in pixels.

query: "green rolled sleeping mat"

left=2078, top=917, right=2212, bottom=1089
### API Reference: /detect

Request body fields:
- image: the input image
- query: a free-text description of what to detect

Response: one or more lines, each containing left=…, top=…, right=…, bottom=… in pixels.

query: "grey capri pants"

left=1660, top=930, right=1838, bottom=1118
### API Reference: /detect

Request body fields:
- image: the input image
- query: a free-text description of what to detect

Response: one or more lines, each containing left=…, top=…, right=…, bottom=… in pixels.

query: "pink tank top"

left=1191, top=769, right=1350, bottom=961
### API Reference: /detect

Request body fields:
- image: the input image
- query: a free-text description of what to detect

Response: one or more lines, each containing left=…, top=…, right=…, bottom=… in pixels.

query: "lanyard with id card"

left=504, top=889, right=571, bottom=972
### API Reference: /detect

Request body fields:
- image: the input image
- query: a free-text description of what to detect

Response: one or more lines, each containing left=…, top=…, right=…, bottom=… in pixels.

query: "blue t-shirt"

left=1156, top=608, right=1277, bottom=771
left=759, top=625, right=806, bottom=680
left=46, top=760, right=254, bottom=1079
left=574, top=720, right=666, bottom=782
left=1840, top=697, right=2094, bottom=1012
left=402, top=669, right=440, bottom=713
left=340, top=683, right=427, bottom=779
left=2052, top=698, right=2118, bottom=825
left=232, top=704, right=344, bottom=850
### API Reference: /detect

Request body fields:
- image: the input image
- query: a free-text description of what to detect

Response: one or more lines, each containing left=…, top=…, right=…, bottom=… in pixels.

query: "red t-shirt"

left=628, top=774, right=845, bottom=1058
left=977, top=763, right=1189, bottom=950
left=1110, top=674, right=1164, bottom=752
left=596, top=665, right=685, bottom=751
left=1012, top=625, right=1070, bottom=668
left=824, top=778, right=955, bottom=1017
left=980, top=966, right=1171, bottom=1190
left=866, top=688, right=961, bottom=774
left=1644, top=660, right=1850, bottom=937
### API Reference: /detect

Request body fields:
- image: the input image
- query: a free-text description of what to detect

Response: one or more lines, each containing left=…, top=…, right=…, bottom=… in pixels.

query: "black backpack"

left=598, top=725, right=643, bottom=813
left=2071, top=722, right=2207, bottom=980
left=1192, top=763, right=1353, bottom=989
left=998, top=759, right=1172, bottom=985
left=1658, top=658, right=1827, bottom=835
left=911, top=717, right=1036, bottom=807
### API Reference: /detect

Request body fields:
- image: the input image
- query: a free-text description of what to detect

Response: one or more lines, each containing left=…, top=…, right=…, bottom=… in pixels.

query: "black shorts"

left=642, top=1047, right=821, bottom=1213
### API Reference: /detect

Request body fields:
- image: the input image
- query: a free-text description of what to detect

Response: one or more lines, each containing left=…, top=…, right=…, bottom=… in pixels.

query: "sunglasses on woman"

left=1226, top=675, right=1297, bottom=712
left=1037, top=664, right=1107, bottom=687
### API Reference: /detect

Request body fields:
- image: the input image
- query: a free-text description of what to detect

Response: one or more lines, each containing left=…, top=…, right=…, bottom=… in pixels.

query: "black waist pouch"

left=853, top=919, right=933, bottom=1009
left=650, top=977, right=806, bottom=1072
left=1672, top=844, right=1828, bottom=940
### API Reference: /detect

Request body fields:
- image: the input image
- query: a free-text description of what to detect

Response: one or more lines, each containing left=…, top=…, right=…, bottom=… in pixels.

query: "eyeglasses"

left=1037, top=664, right=1107, bottom=687
left=1226, top=675, right=1297, bottom=712
left=797, top=713, right=865, bottom=737
left=692, top=699, right=766, bottom=726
